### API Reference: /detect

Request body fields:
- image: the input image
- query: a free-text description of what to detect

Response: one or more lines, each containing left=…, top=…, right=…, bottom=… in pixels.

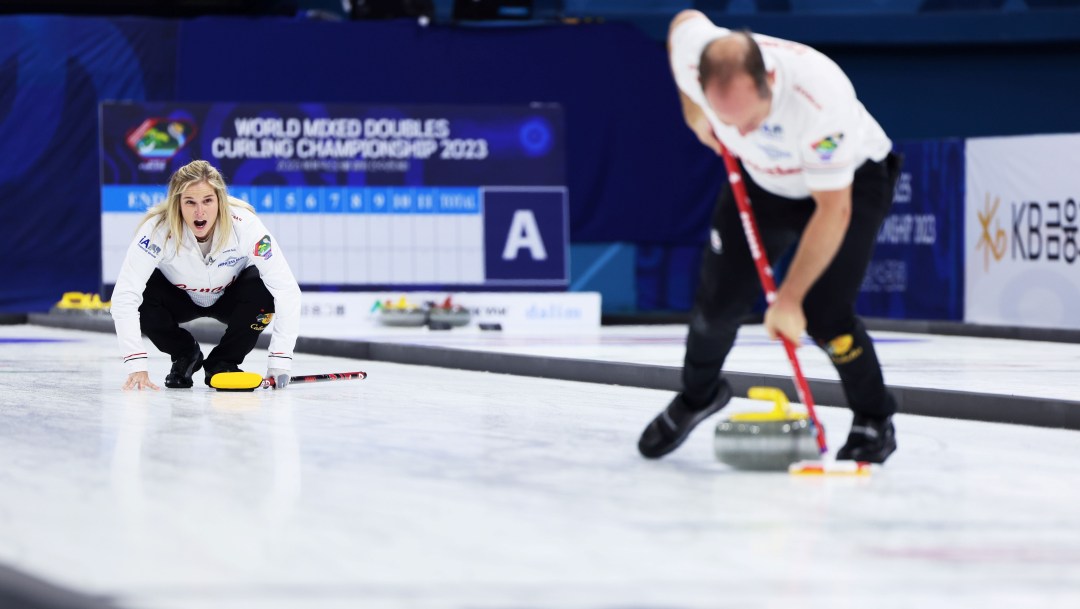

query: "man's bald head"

left=698, top=30, right=770, bottom=100
left=696, top=30, right=774, bottom=136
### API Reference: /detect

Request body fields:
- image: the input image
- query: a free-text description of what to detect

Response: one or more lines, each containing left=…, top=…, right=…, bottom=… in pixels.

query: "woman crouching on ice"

left=113, top=160, right=300, bottom=390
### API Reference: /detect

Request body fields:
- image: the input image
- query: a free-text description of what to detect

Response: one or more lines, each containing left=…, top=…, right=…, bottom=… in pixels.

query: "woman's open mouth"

left=194, top=220, right=207, bottom=230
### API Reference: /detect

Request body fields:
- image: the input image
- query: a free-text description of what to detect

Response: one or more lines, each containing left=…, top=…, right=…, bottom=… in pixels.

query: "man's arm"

left=779, top=186, right=852, bottom=303
left=765, top=185, right=852, bottom=342
left=668, top=9, right=704, bottom=40
left=669, top=10, right=722, bottom=154
left=677, top=90, right=722, bottom=154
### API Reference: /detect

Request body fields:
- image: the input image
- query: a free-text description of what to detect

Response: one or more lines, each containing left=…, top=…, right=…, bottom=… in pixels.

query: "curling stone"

left=714, top=386, right=820, bottom=471
left=427, top=296, right=472, bottom=328
left=378, top=309, right=427, bottom=327
left=377, top=297, right=426, bottom=327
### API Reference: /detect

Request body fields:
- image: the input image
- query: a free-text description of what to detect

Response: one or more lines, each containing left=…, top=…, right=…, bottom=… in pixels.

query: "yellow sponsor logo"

left=251, top=312, right=273, bottom=331
left=976, top=193, right=1007, bottom=272
left=826, top=334, right=862, bottom=364
left=828, top=334, right=853, bottom=355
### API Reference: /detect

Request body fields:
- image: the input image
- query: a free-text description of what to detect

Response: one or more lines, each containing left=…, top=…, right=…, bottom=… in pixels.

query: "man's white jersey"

left=670, top=15, right=892, bottom=199
left=112, top=198, right=301, bottom=374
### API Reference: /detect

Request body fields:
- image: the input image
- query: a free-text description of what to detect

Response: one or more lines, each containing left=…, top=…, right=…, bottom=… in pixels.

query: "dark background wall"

left=2, top=0, right=1079, bottom=312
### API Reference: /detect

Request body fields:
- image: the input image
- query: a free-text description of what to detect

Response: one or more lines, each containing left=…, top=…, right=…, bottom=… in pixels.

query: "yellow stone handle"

left=730, top=386, right=805, bottom=422
left=747, top=386, right=788, bottom=412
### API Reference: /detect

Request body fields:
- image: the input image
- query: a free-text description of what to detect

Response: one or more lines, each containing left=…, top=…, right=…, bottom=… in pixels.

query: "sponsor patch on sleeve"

left=138, top=235, right=162, bottom=259
left=254, top=235, right=273, bottom=260
left=810, top=132, right=844, bottom=162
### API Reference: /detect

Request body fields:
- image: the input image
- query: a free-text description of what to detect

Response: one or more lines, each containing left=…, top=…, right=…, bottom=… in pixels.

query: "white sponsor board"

left=965, top=133, right=1080, bottom=328
left=299, top=291, right=601, bottom=335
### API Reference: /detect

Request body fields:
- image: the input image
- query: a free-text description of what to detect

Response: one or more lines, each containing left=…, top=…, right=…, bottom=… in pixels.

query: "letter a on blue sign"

left=502, top=210, right=548, bottom=260
left=483, top=190, right=567, bottom=284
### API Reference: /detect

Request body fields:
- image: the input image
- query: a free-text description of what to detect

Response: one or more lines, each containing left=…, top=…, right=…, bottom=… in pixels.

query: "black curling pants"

left=682, top=153, right=903, bottom=418
left=139, top=266, right=275, bottom=372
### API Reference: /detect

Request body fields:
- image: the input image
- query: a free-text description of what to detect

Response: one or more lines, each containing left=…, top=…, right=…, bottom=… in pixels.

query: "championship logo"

left=125, top=118, right=197, bottom=160
left=254, top=235, right=273, bottom=260
left=810, top=133, right=844, bottom=162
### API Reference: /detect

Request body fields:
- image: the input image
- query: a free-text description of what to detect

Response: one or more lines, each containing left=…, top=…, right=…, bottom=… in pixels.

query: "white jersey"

left=112, top=198, right=301, bottom=374
left=670, top=15, right=892, bottom=199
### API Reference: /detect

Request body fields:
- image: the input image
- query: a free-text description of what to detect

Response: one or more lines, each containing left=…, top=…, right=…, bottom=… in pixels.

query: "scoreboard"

left=100, top=102, right=568, bottom=290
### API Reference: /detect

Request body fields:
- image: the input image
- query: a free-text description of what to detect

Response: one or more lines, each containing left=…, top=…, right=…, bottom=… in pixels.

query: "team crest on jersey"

left=254, top=235, right=273, bottom=260
left=811, top=133, right=844, bottom=161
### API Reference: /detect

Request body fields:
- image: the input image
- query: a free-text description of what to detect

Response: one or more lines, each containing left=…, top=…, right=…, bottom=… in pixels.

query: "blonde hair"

left=141, top=160, right=255, bottom=255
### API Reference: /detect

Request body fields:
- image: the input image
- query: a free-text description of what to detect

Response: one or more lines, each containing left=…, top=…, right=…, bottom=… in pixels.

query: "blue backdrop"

left=1, top=16, right=721, bottom=311
left=855, top=139, right=966, bottom=320
left=1, top=17, right=176, bottom=311
left=2, top=13, right=1078, bottom=313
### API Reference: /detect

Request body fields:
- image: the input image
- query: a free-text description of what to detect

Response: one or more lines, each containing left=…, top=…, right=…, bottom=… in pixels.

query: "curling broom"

left=210, top=370, right=367, bottom=391
left=262, top=370, right=367, bottom=389
left=716, top=144, right=870, bottom=476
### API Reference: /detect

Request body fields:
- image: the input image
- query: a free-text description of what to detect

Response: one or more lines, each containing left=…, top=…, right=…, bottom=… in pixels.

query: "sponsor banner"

left=858, top=140, right=965, bottom=320
left=99, top=102, right=567, bottom=289
left=299, top=291, right=601, bottom=334
left=965, top=133, right=1080, bottom=328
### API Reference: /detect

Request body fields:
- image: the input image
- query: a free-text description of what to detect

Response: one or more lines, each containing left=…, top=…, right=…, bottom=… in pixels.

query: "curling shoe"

left=164, top=342, right=204, bottom=389
left=203, top=361, right=244, bottom=387
left=836, top=413, right=897, bottom=464
left=638, top=380, right=733, bottom=459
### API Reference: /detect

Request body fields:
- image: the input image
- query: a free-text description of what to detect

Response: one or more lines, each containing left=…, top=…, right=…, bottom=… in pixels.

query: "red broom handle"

left=718, top=145, right=827, bottom=454
left=262, top=370, right=367, bottom=389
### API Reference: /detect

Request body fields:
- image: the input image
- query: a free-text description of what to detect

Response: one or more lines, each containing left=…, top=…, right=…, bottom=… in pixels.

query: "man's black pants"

left=682, top=153, right=903, bottom=418
left=139, top=266, right=274, bottom=372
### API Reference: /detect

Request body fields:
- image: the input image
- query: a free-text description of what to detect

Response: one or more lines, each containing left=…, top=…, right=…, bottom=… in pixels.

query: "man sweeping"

left=638, top=10, right=902, bottom=463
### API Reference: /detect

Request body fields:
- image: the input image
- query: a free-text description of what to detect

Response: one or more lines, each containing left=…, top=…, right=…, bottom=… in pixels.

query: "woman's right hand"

left=123, top=371, right=160, bottom=391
